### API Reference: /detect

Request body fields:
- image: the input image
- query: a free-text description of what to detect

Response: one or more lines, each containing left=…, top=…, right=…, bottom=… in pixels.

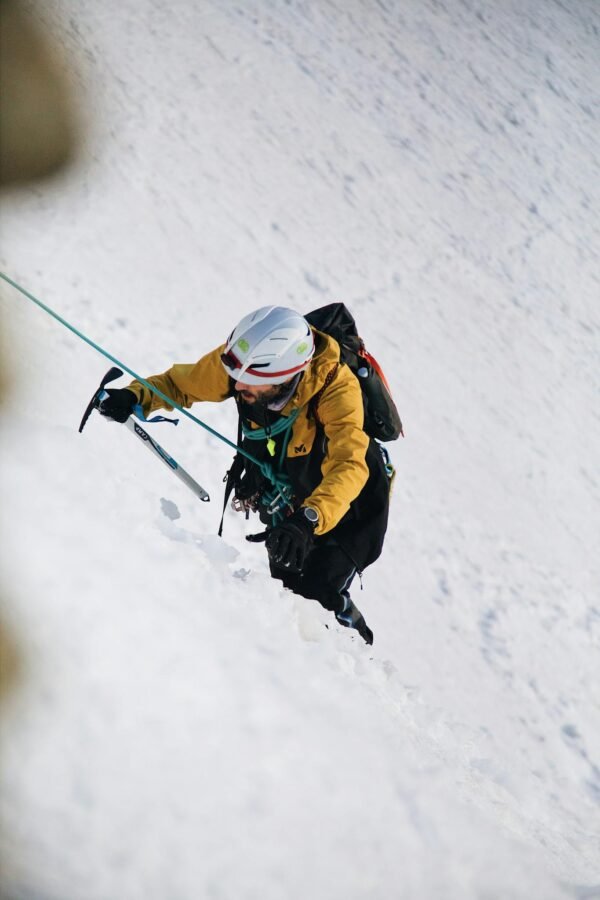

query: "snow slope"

left=1, top=1, right=599, bottom=898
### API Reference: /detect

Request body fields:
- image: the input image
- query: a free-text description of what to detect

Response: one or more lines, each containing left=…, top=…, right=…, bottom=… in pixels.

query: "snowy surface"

left=1, top=1, right=599, bottom=898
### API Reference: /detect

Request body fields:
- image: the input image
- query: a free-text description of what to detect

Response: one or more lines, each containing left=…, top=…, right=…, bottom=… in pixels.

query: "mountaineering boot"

left=335, top=592, right=374, bottom=645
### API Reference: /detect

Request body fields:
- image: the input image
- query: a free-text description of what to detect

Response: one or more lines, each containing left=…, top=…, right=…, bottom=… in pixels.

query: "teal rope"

left=241, top=408, right=300, bottom=442
left=278, top=416, right=296, bottom=469
left=241, top=411, right=299, bottom=523
left=0, top=270, right=287, bottom=490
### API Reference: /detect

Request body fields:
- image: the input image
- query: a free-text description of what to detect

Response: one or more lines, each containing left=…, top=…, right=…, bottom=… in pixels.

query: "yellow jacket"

left=128, top=330, right=370, bottom=535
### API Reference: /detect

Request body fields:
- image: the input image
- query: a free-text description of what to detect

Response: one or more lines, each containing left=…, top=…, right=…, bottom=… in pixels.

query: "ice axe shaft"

left=79, top=367, right=210, bottom=502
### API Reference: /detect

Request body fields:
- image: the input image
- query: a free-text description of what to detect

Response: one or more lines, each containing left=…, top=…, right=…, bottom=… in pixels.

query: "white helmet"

left=220, top=306, right=315, bottom=386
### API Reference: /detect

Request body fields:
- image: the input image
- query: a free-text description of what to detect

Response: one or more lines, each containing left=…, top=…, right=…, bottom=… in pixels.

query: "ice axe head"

left=78, top=366, right=124, bottom=433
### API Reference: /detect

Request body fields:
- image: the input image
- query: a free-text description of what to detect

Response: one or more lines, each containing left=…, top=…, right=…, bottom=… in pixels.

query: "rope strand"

left=0, top=271, right=289, bottom=494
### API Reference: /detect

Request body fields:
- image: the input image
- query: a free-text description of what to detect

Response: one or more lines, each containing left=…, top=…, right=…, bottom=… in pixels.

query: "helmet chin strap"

left=264, top=372, right=302, bottom=411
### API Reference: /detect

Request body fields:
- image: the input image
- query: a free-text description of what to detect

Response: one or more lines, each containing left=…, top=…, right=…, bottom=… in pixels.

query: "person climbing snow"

left=98, top=306, right=393, bottom=644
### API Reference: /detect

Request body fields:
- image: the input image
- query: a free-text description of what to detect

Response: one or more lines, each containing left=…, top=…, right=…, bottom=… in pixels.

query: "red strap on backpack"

left=359, top=348, right=392, bottom=393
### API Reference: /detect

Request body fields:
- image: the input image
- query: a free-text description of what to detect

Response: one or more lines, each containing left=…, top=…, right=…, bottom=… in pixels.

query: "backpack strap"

left=309, top=363, right=339, bottom=426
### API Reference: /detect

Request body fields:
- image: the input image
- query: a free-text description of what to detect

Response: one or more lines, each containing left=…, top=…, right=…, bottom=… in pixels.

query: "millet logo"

left=294, top=443, right=307, bottom=454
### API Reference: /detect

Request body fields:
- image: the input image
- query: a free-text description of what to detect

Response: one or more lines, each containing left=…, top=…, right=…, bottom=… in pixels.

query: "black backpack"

left=305, top=303, right=403, bottom=442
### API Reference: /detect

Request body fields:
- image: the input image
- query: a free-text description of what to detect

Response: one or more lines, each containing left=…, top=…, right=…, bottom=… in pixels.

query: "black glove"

left=98, top=388, right=138, bottom=423
left=266, top=509, right=316, bottom=573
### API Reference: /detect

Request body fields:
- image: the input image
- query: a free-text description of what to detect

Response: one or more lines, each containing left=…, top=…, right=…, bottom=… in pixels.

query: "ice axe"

left=79, top=366, right=210, bottom=503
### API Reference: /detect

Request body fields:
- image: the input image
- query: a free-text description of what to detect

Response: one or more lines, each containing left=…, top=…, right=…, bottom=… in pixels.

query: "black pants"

left=269, top=539, right=356, bottom=615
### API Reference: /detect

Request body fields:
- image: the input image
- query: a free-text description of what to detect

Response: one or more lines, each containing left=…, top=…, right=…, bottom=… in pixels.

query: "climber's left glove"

left=265, top=507, right=318, bottom=573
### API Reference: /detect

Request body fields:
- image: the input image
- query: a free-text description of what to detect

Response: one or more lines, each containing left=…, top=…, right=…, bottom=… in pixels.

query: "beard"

left=241, top=382, right=289, bottom=405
